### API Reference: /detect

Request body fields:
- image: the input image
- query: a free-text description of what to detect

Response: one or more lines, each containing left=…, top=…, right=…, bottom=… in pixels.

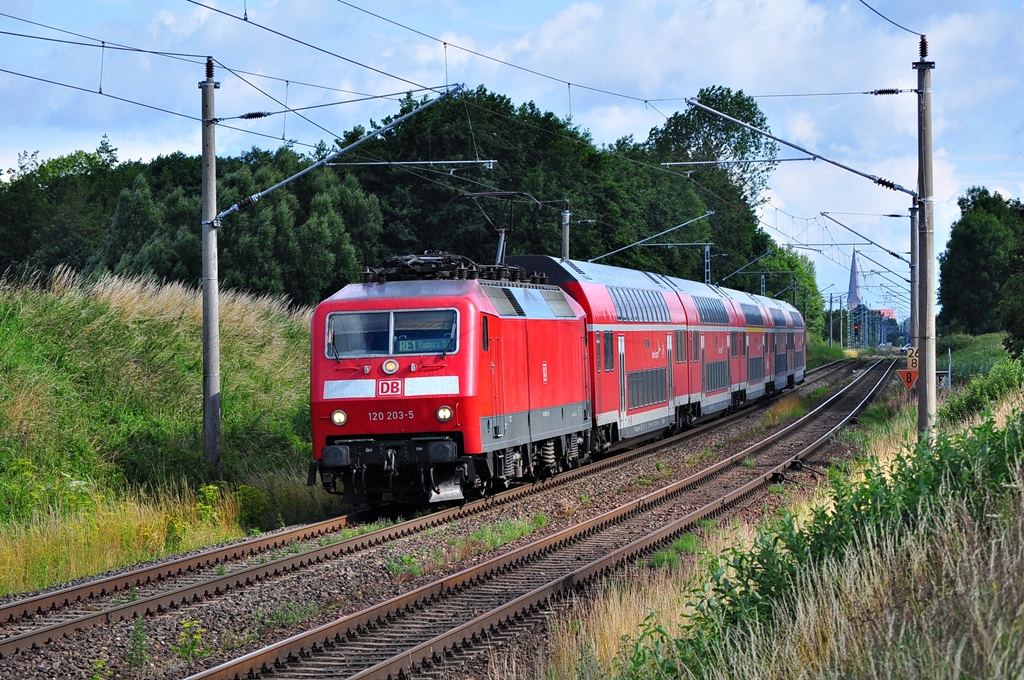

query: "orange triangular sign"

left=898, top=369, right=918, bottom=390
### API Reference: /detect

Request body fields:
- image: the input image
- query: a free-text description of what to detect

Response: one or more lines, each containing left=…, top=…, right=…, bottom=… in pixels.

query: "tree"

left=937, top=188, right=1021, bottom=334
left=99, top=174, right=165, bottom=275
left=645, top=86, right=779, bottom=202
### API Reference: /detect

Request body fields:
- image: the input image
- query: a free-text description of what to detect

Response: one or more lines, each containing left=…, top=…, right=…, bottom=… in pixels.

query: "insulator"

left=205, top=58, right=214, bottom=79
left=241, top=111, right=271, bottom=120
left=237, top=195, right=258, bottom=210
left=875, top=177, right=896, bottom=190
left=920, top=35, right=928, bottom=59
left=872, top=88, right=900, bottom=95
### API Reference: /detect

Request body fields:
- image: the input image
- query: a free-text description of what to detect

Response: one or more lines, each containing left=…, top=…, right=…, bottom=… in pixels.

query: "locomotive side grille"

left=482, top=286, right=522, bottom=316
left=501, top=288, right=526, bottom=316
left=540, top=289, right=577, bottom=318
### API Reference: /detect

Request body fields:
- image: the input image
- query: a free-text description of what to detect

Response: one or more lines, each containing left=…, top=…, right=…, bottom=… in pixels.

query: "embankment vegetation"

left=0, top=268, right=344, bottom=594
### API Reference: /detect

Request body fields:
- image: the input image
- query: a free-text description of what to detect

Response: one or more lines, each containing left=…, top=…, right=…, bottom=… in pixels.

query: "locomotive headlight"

left=382, top=359, right=399, bottom=375
left=436, top=406, right=453, bottom=422
left=330, top=410, right=348, bottom=426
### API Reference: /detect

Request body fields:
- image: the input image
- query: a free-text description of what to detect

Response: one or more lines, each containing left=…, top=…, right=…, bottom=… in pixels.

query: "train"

left=307, top=251, right=806, bottom=505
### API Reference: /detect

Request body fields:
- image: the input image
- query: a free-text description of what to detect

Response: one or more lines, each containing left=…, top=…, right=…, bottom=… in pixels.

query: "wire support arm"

left=820, top=213, right=911, bottom=265
left=684, top=98, right=917, bottom=198
left=216, top=84, right=464, bottom=223
left=588, top=211, right=714, bottom=262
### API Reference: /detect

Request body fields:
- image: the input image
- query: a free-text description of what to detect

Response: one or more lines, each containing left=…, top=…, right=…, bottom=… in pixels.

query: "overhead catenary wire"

left=0, top=13, right=422, bottom=102
left=0, top=12, right=427, bottom=144
left=821, top=213, right=910, bottom=264
left=184, top=0, right=436, bottom=94
left=217, top=85, right=463, bottom=222
left=856, top=0, right=922, bottom=36
left=0, top=65, right=320, bottom=150
left=2, top=8, right=887, bottom=304
left=686, top=98, right=917, bottom=197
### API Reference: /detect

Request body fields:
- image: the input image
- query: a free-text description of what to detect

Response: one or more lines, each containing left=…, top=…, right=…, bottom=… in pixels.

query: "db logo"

left=377, top=379, right=403, bottom=396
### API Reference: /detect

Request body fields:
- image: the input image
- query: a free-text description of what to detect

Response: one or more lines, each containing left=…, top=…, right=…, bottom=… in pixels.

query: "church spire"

left=847, top=249, right=862, bottom=310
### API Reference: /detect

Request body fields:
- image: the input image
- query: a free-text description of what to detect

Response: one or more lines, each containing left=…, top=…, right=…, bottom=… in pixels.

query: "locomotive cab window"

left=327, top=309, right=458, bottom=357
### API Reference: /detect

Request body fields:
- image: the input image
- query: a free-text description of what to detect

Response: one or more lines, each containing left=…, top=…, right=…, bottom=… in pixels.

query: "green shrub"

left=939, top=358, right=1024, bottom=424
left=806, top=336, right=846, bottom=369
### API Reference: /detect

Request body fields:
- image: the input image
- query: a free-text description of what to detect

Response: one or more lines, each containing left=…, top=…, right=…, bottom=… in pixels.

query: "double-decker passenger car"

left=308, top=252, right=806, bottom=505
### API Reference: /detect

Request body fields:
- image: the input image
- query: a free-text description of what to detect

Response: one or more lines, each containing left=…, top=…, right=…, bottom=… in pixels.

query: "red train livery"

left=308, top=252, right=805, bottom=504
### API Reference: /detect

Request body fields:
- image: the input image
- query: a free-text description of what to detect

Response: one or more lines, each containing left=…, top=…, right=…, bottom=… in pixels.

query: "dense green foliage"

left=938, top=187, right=1024, bottom=352
left=1, top=87, right=826, bottom=331
left=616, top=411, right=1024, bottom=678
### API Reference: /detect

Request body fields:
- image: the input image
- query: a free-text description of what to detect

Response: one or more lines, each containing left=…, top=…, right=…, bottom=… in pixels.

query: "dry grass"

left=49, top=264, right=309, bottom=326
left=0, top=484, right=242, bottom=594
left=697, top=488, right=1024, bottom=680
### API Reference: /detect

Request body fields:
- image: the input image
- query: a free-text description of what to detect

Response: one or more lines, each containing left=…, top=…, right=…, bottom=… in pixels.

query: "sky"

left=2, top=0, right=1022, bottom=320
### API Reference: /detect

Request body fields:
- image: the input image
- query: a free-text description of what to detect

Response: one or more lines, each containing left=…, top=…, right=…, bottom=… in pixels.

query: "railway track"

left=0, top=358, right=858, bottom=662
left=189, top=358, right=894, bottom=680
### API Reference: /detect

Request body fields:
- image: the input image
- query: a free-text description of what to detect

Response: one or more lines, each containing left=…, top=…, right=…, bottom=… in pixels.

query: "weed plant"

left=253, top=601, right=320, bottom=634
left=124, top=616, right=149, bottom=675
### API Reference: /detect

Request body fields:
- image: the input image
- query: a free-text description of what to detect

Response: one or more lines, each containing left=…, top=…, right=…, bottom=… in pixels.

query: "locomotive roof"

left=321, top=278, right=583, bottom=320
left=508, top=255, right=800, bottom=316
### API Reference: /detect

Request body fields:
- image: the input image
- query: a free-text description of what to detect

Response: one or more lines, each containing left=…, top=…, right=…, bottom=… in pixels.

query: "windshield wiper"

left=442, top=329, right=456, bottom=358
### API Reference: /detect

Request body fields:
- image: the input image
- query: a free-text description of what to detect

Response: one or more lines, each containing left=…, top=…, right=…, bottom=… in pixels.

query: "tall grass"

left=0, top=268, right=349, bottom=594
left=0, top=484, right=240, bottom=594
left=689, top=494, right=1024, bottom=679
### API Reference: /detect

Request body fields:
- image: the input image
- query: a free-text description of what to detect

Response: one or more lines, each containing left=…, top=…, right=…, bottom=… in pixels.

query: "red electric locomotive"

left=308, top=253, right=591, bottom=505
left=308, top=252, right=806, bottom=505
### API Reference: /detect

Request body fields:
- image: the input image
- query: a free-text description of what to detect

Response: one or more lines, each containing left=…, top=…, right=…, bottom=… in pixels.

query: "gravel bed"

left=0, top=366, right=864, bottom=679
